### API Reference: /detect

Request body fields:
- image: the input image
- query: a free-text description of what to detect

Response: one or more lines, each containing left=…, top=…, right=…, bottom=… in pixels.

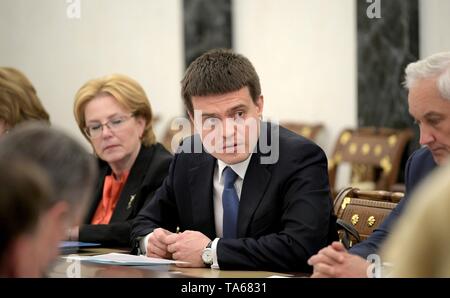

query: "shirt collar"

left=217, top=153, right=253, bottom=182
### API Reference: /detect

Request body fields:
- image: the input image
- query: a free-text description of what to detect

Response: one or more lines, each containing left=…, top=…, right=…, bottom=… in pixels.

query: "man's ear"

left=188, top=111, right=202, bottom=134
left=187, top=111, right=194, bottom=123
left=256, top=95, right=264, bottom=117
left=45, top=201, right=71, bottom=232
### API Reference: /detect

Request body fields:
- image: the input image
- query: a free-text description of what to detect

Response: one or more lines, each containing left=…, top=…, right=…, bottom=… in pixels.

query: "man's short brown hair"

left=181, top=49, right=261, bottom=115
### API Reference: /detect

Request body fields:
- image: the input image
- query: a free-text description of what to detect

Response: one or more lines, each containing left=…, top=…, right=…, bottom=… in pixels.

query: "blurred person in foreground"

left=0, top=123, right=96, bottom=277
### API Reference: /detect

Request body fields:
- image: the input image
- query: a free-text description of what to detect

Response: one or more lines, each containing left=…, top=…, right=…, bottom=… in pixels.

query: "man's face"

left=408, top=77, right=450, bottom=165
left=24, top=202, right=70, bottom=277
left=7, top=203, right=68, bottom=277
left=190, top=87, right=263, bottom=164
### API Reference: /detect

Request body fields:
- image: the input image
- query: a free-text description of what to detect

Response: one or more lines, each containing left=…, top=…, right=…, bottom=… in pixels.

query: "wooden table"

left=48, top=247, right=302, bottom=278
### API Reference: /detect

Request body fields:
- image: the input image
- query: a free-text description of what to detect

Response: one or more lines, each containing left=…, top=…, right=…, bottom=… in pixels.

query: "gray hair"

left=0, top=122, right=97, bottom=209
left=404, top=51, right=450, bottom=100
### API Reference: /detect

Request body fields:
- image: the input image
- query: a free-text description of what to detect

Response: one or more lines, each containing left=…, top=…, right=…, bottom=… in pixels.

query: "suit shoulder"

left=175, top=134, right=203, bottom=154
left=405, top=147, right=437, bottom=193
left=152, top=142, right=173, bottom=161
left=278, top=125, right=326, bottom=154
left=138, top=143, right=172, bottom=176
left=274, top=125, right=327, bottom=164
left=407, top=147, right=434, bottom=169
left=278, top=125, right=316, bottom=144
left=170, top=134, right=213, bottom=168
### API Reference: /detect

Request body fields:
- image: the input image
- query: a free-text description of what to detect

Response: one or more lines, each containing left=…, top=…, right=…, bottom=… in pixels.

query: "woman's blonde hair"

left=0, top=67, right=50, bottom=127
left=73, top=74, right=156, bottom=146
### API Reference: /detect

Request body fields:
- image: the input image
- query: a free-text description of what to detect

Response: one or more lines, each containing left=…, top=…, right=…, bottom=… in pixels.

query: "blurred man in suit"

left=132, top=49, right=336, bottom=271
left=308, top=51, right=450, bottom=277
left=0, top=123, right=96, bottom=277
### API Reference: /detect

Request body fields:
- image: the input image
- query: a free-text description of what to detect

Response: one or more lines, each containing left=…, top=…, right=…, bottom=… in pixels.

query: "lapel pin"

left=127, top=194, right=136, bottom=209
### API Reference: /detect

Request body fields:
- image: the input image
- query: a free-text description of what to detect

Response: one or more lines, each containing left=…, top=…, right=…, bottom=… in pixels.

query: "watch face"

left=202, top=249, right=213, bottom=264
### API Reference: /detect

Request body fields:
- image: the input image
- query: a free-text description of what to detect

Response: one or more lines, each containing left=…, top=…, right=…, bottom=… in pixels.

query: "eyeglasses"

left=84, top=113, right=134, bottom=139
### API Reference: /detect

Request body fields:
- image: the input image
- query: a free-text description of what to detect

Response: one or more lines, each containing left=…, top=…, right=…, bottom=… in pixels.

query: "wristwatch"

left=201, top=241, right=213, bottom=266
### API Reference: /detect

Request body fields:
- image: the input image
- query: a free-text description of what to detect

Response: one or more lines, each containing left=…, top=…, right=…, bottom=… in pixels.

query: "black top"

left=80, top=143, right=172, bottom=247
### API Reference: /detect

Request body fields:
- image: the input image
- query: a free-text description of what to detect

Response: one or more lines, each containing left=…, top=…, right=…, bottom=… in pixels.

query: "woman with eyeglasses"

left=73, top=74, right=172, bottom=247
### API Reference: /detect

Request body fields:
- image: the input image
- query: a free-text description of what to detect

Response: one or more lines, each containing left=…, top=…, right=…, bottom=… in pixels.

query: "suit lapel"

left=188, top=154, right=216, bottom=239
left=111, top=145, right=154, bottom=222
left=237, top=153, right=271, bottom=237
left=237, top=122, right=275, bottom=237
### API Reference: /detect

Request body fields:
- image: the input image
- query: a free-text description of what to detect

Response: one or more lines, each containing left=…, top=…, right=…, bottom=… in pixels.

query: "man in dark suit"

left=132, top=49, right=335, bottom=271
left=308, top=51, right=450, bottom=277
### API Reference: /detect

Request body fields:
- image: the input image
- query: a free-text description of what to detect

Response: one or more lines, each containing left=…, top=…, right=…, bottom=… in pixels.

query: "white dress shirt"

left=210, top=155, right=252, bottom=268
left=140, top=154, right=252, bottom=269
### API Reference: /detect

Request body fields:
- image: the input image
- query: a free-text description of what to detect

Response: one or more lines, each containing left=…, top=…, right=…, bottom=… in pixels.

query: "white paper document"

left=64, top=253, right=186, bottom=266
